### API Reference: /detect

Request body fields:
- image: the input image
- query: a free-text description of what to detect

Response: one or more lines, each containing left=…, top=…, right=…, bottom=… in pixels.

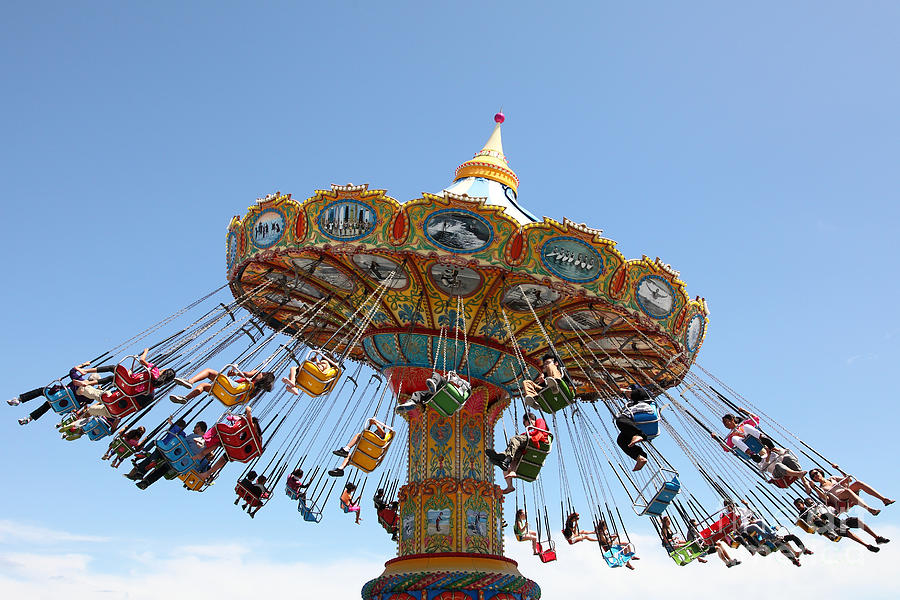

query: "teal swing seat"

left=602, top=544, right=635, bottom=568
left=298, top=496, right=323, bottom=523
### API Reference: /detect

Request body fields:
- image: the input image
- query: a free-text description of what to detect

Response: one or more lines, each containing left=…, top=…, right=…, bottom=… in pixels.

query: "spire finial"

left=452, top=112, right=519, bottom=192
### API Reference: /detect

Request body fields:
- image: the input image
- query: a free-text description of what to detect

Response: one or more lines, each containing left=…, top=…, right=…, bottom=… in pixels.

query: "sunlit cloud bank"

left=0, top=521, right=897, bottom=599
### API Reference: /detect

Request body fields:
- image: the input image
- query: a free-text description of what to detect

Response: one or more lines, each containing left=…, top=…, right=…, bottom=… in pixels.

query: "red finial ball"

left=494, top=111, right=505, bottom=124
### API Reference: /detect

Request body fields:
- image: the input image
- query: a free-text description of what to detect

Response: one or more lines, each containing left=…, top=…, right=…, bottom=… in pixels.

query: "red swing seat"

left=114, top=357, right=153, bottom=397
left=699, top=511, right=736, bottom=544
left=235, top=482, right=264, bottom=507
left=769, top=474, right=800, bottom=489
left=535, top=540, right=557, bottom=563
left=215, top=416, right=262, bottom=463
left=377, top=508, right=399, bottom=532
left=101, top=390, right=144, bottom=419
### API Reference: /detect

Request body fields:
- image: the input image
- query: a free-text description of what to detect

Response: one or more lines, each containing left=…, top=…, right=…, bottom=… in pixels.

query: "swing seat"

left=209, top=364, right=254, bottom=406
left=669, top=541, right=707, bottom=566
left=235, top=482, right=263, bottom=507
left=533, top=376, right=576, bottom=414
left=795, top=518, right=841, bottom=541
left=45, top=382, right=79, bottom=414
left=114, top=358, right=153, bottom=397
left=633, top=406, right=660, bottom=439
left=699, top=512, right=736, bottom=544
left=426, top=376, right=471, bottom=418
left=215, top=417, right=262, bottom=463
left=348, top=420, right=395, bottom=473
left=59, top=420, right=85, bottom=441
left=634, top=471, right=680, bottom=516
left=377, top=508, right=399, bottom=532
left=101, top=390, right=143, bottom=419
left=295, top=353, right=341, bottom=397
left=285, top=482, right=304, bottom=501
left=180, top=470, right=210, bottom=492
left=340, top=500, right=360, bottom=514
left=514, top=428, right=553, bottom=483
left=733, top=435, right=764, bottom=461
left=535, top=541, right=557, bottom=563
left=83, top=416, right=113, bottom=441
left=769, top=474, right=800, bottom=489
left=298, top=496, right=323, bottom=523
left=158, top=432, right=200, bottom=474
left=109, top=437, right=139, bottom=461
left=603, top=545, right=635, bottom=568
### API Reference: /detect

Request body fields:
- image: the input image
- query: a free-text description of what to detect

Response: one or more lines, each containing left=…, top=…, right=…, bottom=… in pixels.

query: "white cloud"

left=0, top=520, right=111, bottom=545
left=506, top=528, right=900, bottom=600
left=846, top=353, right=878, bottom=365
left=0, top=524, right=897, bottom=599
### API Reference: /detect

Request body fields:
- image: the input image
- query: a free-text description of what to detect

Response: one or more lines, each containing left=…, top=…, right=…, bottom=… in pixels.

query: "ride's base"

left=361, top=553, right=540, bottom=600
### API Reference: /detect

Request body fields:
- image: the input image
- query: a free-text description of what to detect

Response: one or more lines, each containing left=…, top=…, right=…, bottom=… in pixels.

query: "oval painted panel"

left=352, top=253, right=409, bottom=289
left=424, top=209, right=493, bottom=254
left=429, top=263, right=483, bottom=297
left=318, top=199, right=377, bottom=241
left=635, top=275, right=676, bottom=319
left=502, top=284, right=560, bottom=312
left=686, top=314, right=705, bottom=352
left=292, top=257, right=355, bottom=292
left=226, top=230, right=238, bottom=270
left=541, top=236, right=603, bottom=282
left=249, top=209, right=286, bottom=249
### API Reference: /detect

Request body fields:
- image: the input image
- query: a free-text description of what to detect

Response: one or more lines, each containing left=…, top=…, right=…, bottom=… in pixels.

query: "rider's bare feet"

left=628, top=435, right=643, bottom=447
left=633, top=456, right=648, bottom=471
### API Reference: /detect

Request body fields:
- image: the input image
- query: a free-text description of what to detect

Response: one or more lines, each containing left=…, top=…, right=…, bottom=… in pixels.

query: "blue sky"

left=1, top=3, right=898, bottom=598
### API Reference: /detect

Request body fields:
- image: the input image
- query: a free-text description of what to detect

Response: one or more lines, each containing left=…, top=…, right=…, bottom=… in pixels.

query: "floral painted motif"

left=398, top=303, right=425, bottom=325
left=429, top=417, right=453, bottom=479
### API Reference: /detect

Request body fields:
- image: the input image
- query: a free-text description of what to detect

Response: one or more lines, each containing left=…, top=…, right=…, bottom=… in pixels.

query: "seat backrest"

left=210, top=370, right=252, bottom=406
left=45, top=383, right=80, bottom=414
left=216, top=417, right=262, bottom=463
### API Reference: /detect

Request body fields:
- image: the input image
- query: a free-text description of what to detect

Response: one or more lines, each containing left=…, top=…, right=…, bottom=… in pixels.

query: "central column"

left=361, top=366, right=541, bottom=600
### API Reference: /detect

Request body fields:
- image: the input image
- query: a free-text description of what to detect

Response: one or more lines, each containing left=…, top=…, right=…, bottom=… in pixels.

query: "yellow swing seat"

left=295, top=353, right=341, bottom=397
left=348, top=419, right=395, bottom=473
left=209, top=364, right=253, bottom=406
left=180, top=470, right=212, bottom=492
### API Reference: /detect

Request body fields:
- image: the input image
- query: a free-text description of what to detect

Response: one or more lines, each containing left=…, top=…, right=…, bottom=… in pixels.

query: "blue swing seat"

left=157, top=431, right=201, bottom=474
left=733, top=435, right=764, bottom=462
left=44, top=382, right=80, bottom=414
left=285, top=482, right=302, bottom=501
left=83, top=416, right=112, bottom=441
left=603, top=544, right=635, bottom=568
left=298, top=496, right=323, bottom=523
left=632, top=468, right=680, bottom=516
left=632, top=404, right=660, bottom=439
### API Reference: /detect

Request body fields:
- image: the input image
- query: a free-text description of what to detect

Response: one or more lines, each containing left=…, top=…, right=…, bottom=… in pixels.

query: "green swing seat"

left=669, top=541, right=707, bottom=566
left=514, top=427, right=553, bottom=483
left=426, top=377, right=471, bottom=418
left=532, top=376, right=576, bottom=414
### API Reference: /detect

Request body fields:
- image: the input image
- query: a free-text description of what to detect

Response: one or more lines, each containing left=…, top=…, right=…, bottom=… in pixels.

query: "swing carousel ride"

left=11, top=113, right=893, bottom=600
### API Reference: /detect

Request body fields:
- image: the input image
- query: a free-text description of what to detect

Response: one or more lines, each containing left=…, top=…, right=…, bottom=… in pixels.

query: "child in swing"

left=513, top=508, right=540, bottom=554
left=596, top=518, right=639, bottom=570
left=286, top=468, right=310, bottom=500
left=102, top=426, right=146, bottom=467
left=562, top=512, right=598, bottom=544
left=340, top=481, right=362, bottom=524
left=283, top=355, right=339, bottom=395
left=170, top=367, right=275, bottom=404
